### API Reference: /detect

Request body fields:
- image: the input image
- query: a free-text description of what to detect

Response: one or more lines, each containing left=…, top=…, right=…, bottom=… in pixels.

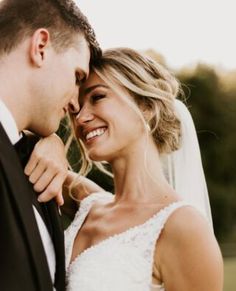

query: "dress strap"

left=144, top=200, right=190, bottom=286
left=64, top=191, right=113, bottom=268
left=151, top=200, right=189, bottom=232
left=67, top=191, right=113, bottom=235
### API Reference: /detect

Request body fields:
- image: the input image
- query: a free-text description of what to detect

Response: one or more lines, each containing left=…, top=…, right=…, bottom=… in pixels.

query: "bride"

left=64, top=48, right=222, bottom=291
left=26, top=48, right=223, bottom=291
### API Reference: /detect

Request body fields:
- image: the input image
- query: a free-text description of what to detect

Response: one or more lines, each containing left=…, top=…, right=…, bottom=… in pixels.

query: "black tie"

left=14, top=133, right=53, bottom=236
left=14, top=133, right=38, bottom=167
left=14, top=133, right=66, bottom=291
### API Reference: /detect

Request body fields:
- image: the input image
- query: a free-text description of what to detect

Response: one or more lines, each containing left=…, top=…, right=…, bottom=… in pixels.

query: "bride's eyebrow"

left=84, top=84, right=108, bottom=94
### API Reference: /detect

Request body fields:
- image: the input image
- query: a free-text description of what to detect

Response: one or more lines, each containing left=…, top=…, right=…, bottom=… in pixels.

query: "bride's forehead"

left=84, top=71, right=104, bottom=86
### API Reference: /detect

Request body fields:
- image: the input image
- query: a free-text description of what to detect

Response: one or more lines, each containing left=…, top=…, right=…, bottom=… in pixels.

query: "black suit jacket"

left=0, top=123, right=65, bottom=291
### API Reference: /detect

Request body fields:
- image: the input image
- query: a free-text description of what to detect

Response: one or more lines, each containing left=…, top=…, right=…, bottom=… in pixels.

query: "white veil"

left=161, top=100, right=213, bottom=229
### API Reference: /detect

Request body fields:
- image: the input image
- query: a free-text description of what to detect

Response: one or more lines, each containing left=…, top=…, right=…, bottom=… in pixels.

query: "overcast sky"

left=76, top=0, right=235, bottom=71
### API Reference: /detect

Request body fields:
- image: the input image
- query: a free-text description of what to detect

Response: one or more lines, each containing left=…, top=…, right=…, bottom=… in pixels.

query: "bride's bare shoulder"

left=164, top=205, right=211, bottom=238
left=154, top=205, right=223, bottom=290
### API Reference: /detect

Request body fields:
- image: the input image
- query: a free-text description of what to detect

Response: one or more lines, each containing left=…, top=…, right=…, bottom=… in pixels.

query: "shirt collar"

left=0, top=99, right=22, bottom=144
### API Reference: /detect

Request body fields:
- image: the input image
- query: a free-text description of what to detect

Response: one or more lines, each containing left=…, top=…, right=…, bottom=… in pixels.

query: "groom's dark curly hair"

left=0, top=0, right=101, bottom=63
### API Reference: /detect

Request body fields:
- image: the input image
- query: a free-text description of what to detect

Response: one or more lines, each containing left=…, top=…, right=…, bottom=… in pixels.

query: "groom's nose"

left=68, top=91, right=80, bottom=114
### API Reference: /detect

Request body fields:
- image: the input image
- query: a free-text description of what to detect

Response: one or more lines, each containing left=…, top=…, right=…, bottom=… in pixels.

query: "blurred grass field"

left=224, top=257, right=236, bottom=291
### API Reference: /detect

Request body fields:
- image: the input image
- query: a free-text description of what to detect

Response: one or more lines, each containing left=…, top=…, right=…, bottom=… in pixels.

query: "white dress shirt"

left=0, top=99, right=56, bottom=286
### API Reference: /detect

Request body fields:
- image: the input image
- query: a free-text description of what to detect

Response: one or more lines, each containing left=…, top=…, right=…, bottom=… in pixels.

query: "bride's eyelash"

left=91, top=94, right=106, bottom=103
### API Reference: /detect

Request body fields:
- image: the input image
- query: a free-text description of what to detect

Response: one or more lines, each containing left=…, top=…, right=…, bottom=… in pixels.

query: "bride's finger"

left=38, top=172, right=66, bottom=205
left=28, top=161, right=47, bottom=184
left=33, top=166, right=55, bottom=193
left=55, top=189, right=64, bottom=206
left=24, top=152, right=39, bottom=176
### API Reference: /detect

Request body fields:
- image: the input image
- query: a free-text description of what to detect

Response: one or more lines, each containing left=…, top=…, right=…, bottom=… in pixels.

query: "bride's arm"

left=63, top=170, right=104, bottom=201
left=24, top=133, right=104, bottom=204
left=23, top=132, right=67, bottom=205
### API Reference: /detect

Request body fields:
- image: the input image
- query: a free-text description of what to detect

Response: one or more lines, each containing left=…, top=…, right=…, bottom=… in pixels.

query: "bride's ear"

left=29, top=28, right=51, bottom=67
left=141, top=104, right=153, bottom=124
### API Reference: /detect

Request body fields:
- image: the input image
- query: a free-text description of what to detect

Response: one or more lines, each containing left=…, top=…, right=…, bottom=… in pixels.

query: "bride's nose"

left=75, top=105, right=94, bottom=125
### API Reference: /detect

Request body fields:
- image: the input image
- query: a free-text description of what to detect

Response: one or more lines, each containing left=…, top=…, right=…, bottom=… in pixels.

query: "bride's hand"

left=24, top=133, right=68, bottom=206
left=63, top=170, right=104, bottom=201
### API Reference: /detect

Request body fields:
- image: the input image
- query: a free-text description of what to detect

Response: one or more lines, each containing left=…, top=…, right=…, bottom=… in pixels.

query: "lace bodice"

left=65, top=192, right=188, bottom=291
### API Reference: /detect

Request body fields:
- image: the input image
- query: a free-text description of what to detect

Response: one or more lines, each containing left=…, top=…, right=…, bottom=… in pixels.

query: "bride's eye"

left=91, top=94, right=106, bottom=103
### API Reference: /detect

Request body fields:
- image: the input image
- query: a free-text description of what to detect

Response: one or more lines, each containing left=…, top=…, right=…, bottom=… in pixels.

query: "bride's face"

left=74, top=72, right=146, bottom=162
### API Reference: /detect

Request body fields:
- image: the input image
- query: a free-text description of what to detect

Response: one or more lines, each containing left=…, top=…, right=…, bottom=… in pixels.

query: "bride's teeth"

left=86, top=128, right=106, bottom=141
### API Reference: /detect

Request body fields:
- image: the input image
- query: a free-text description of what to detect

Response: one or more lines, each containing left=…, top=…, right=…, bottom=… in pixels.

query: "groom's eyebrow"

left=84, top=84, right=108, bottom=94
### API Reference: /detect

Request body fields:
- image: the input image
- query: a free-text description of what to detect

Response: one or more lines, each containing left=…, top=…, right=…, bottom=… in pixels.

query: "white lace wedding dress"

left=65, top=192, right=189, bottom=291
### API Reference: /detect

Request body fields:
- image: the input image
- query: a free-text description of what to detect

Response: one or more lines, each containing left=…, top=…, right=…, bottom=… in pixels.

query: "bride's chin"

left=88, top=152, right=113, bottom=164
left=87, top=146, right=115, bottom=163
left=88, top=152, right=105, bottom=162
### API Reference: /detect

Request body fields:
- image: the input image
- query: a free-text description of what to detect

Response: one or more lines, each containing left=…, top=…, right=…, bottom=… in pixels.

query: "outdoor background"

left=62, top=1, right=236, bottom=290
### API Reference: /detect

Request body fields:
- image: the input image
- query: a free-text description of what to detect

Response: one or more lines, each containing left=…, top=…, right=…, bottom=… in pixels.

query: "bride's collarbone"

left=83, top=202, right=160, bottom=231
left=73, top=201, right=171, bottom=254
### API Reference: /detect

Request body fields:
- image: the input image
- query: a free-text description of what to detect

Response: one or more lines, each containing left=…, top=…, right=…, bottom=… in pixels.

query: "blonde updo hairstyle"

left=71, top=47, right=182, bottom=177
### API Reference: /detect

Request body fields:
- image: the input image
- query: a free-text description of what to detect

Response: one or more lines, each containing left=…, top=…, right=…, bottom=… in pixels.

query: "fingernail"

left=38, top=196, right=43, bottom=202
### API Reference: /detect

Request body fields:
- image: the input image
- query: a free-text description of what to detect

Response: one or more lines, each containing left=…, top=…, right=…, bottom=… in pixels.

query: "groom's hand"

left=24, top=133, right=68, bottom=206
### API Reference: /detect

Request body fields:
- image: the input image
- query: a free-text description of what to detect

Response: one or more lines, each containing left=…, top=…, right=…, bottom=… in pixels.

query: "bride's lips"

left=83, top=126, right=108, bottom=144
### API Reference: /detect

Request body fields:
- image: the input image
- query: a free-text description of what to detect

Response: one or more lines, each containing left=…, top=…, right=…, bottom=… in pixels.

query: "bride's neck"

left=110, top=139, right=171, bottom=204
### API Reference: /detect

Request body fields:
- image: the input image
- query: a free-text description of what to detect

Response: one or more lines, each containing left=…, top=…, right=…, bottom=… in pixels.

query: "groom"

left=0, top=0, right=101, bottom=290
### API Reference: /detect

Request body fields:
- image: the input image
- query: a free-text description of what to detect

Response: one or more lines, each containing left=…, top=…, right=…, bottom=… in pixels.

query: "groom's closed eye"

left=75, top=75, right=82, bottom=86
left=76, top=72, right=86, bottom=87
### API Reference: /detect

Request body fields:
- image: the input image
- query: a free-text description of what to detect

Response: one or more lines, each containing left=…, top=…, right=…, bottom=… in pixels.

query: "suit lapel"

left=13, top=129, right=66, bottom=290
left=0, top=123, right=53, bottom=290
left=47, top=201, right=65, bottom=291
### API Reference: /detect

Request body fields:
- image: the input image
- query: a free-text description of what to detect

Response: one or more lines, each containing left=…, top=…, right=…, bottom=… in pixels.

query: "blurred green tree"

left=178, top=64, right=236, bottom=242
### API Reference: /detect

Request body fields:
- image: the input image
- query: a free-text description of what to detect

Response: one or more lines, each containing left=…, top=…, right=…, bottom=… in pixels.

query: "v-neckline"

left=68, top=198, right=184, bottom=269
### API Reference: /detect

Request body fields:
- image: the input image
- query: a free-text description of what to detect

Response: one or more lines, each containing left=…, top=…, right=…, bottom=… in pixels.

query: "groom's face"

left=30, top=35, right=90, bottom=137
